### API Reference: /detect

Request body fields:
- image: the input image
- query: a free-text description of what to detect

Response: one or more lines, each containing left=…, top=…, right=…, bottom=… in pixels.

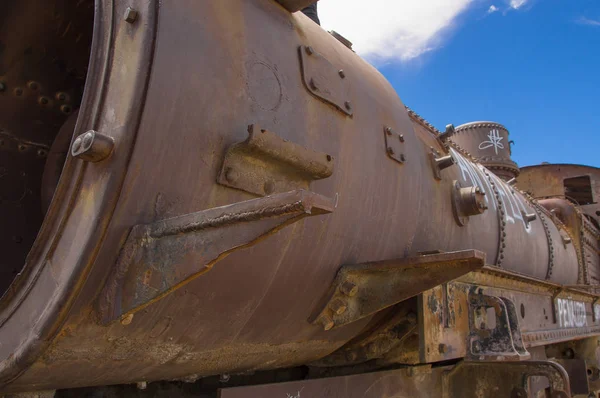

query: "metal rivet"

left=60, top=104, right=72, bottom=114
left=344, top=101, right=352, bottom=111
left=340, top=281, right=358, bottom=297
left=305, top=46, right=314, bottom=55
left=329, top=298, right=347, bottom=315
left=124, top=7, right=138, bottom=23
left=399, top=134, right=405, bottom=143
left=56, top=92, right=67, bottom=101
left=385, top=127, right=392, bottom=135
left=400, top=154, right=406, bottom=162
left=14, top=87, right=23, bottom=96
left=136, top=381, right=147, bottom=390
left=387, top=147, right=395, bottom=155
left=28, top=81, right=39, bottom=90
left=38, top=96, right=49, bottom=106
left=83, top=132, right=94, bottom=148
left=72, top=136, right=82, bottom=153
left=309, top=78, right=318, bottom=91
left=319, top=315, right=334, bottom=331
left=338, top=69, right=346, bottom=78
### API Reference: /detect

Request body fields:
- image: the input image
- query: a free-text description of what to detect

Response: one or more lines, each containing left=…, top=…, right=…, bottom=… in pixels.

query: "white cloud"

left=318, top=0, right=474, bottom=62
left=488, top=5, right=499, bottom=13
left=509, top=0, right=528, bottom=10
left=577, top=17, right=600, bottom=26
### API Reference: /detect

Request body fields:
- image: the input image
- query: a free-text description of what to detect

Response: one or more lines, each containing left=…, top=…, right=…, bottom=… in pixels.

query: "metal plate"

left=299, top=45, right=353, bottom=116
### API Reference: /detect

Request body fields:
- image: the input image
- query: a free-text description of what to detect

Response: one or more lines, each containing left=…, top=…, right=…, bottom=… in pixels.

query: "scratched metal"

left=0, top=0, right=595, bottom=393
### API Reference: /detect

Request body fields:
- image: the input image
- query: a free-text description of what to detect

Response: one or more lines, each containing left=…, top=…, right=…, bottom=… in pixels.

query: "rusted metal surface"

left=101, top=189, right=335, bottom=322
left=467, top=293, right=530, bottom=361
left=451, top=181, right=487, bottom=226
left=310, top=250, right=485, bottom=330
left=0, top=0, right=597, bottom=394
left=217, top=124, right=334, bottom=196
left=220, top=366, right=445, bottom=398
left=446, top=360, right=571, bottom=398
left=299, top=45, right=353, bottom=116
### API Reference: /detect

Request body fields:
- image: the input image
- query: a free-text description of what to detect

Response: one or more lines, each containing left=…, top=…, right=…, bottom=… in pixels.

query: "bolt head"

left=305, top=46, right=314, bottom=55
left=399, top=134, right=405, bottom=142
left=330, top=298, right=347, bottom=315
left=344, top=101, right=352, bottom=111
left=121, top=313, right=134, bottom=325
left=72, top=137, right=83, bottom=152
left=338, top=69, right=346, bottom=78
left=124, top=7, right=138, bottom=23
left=340, top=281, right=358, bottom=297
left=83, top=131, right=94, bottom=148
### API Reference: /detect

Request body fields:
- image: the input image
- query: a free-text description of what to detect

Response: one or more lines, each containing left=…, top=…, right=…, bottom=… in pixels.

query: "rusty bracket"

left=217, top=124, right=334, bottom=196
left=467, top=293, right=530, bottom=361
left=99, top=190, right=335, bottom=323
left=429, top=148, right=455, bottom=180
left=384, top=126, right=406, bottom=164
left=445, top=360, right=571, bottom=398
left=299, top=45, right=353, bottom=116
left=310, top=250, right=485, bottom=331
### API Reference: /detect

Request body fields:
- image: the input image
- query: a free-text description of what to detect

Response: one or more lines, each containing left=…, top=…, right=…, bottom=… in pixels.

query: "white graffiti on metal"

left=556, top=298, right=588, bottom=328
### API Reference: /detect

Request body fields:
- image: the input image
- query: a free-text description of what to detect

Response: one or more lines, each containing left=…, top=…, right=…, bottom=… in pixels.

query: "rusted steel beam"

left=274, top=0, right=318, bottom=13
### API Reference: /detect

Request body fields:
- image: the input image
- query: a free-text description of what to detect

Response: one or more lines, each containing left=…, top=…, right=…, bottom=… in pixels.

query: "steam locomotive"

left=1, top=0, right=599, bottom=396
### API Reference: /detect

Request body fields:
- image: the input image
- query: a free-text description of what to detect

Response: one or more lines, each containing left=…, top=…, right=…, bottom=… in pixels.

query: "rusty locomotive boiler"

left=1, top=0, right=600, bottom=396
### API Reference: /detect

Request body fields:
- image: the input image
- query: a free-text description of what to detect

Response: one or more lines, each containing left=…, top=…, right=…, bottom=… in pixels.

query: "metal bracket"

left=445, top=360, right=571, bottom=398
left=299, top=45, right=353, bottom=116
left=430, top=149, right=455, bottom=180
left=311, top=250, right=485, bottom=330
left=384, top=126, right=406, bottom=164
left=467, top=293, right=530, bottom=361
left=99, top=190, right=335, bottom=323
left=217, top=124, right=334, bottom=197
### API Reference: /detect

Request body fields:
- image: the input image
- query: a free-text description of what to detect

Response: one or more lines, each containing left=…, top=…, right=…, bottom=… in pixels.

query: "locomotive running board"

left=98, top=190, right=335, bottom=324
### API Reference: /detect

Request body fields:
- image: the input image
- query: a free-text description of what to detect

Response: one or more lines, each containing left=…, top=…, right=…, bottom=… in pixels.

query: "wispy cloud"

left=576, top=16, right=600, bottom=26
left=509, top=0, right=528, bottom=10
left=319, top=0, right=474, bottom=63
left=488, top=5, right=499, bottom=14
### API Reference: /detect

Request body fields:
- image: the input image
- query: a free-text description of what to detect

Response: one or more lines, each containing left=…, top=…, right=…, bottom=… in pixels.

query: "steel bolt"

left=338, top=69, right=346, bottom=78
left=82, top=131, right=94, bottom=148
left=309, top=78, right=318, bottom=91
left=399, top=134, right=405, bottom=143
left=121, top=313, right=134, bottom=326
left=124, top=7, right=138, bottom=23
left=28, top=81, right=39, bottom=90
left=305, top=46, right=314, bottom=55
left=400, top=154, right=406, bottom=162
left=340, top=281, right=358, bottom=297
left=38, top=96, right=49, bottom=106
left=344, top=101, right=352, bottom=111
left=329, top=298, right=347, bottom=315
left=387, top=147, right=395, bottom=155
left=72, top=136, right=83, bottom=153
left=60, top=104, right=72, bottom=114
left=14, top=87, right=23, bottom=96
left=224, top=167, right=239, bottom=184
left=385, top=127, right=392, bottom=135
left=56, top=92, right=67, bottom=101
left=136, top=381, right=147, bottom=390
left=319, top=315, right=334, bottom=331
left=345, top=351, right=358, bottom=362
left=219, top=374, right=231, bottom=383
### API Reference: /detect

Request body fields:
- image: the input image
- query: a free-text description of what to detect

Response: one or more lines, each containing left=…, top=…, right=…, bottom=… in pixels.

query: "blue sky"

left=320, top=0, right=599, bottom=168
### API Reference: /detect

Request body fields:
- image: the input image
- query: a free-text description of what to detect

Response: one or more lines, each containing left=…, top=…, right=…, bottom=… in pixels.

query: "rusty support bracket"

left=445, top=360, right=571, bottom=398
left=467, top=293, right=530, bottom=361
left=217, top=124, right=334, bottom=196
left=99, top=190, right=335, bottom=323
left=310, top=250, right=485, bottom=330
left=384, top=126, right=406, bottom=164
